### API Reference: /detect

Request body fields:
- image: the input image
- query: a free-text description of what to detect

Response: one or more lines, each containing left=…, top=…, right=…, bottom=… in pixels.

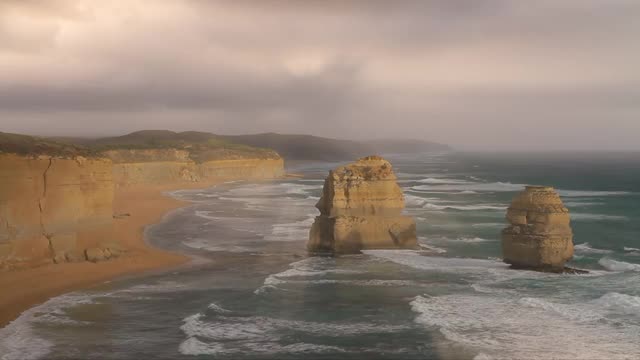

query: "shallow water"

left=1, top=152, right=639, bottom=360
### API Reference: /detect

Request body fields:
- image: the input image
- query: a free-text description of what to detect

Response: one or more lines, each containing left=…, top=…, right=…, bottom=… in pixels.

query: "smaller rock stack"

left=502, top=186, right=574, bottom=271
left=308, top=156, right=417, bottom=254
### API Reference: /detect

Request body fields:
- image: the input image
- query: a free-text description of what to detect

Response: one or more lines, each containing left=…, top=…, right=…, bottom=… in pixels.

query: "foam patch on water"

left=364, top=251, right=510, bottom=276
left=564, top=201, right=605, bottom=207
left=599, top=258, right=640, bottom=272
left=593, top=292, right=640, bottom=313
left=412, top=182, right=526, bottom=193
left=572, top=213, right=629, bottom=221
left=255, top=257, right=364, bottom=294
left=472, top=223, right=505, bottom=228
left=423, top=203, right=507, bottom=211
left=417, top=177, right=472, bottom=185
left=559, top=190, right=632, bottom=197
left=264, top=216, right=315, bottom=242
left=418, top=242, right=448, bottom=254
left=184, top=238, right=254, bottom=253
left=428, top=236, right=495, bottom=244
left=0, top=292, right=101, bottom=360
left=179, top=311, right=406, bottom=355
left=575, top=243, right=614, bottom=254
left=410, top=294, right=640, bottom=359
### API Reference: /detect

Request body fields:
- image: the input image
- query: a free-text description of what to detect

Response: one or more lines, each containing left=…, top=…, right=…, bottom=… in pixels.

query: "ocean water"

left=1, top=152, right=640, bottom=360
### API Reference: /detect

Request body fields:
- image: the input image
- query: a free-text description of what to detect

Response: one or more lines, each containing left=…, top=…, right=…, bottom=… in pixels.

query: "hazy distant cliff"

left=54, top=130, right=451, bottom=161
left=0, top=131, right=284, bottom=269
left=222, top=133, right=451, bottom=161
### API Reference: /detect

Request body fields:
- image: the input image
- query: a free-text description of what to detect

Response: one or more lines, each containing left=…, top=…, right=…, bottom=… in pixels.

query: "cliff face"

left=308, top=156, right=417, bottom=253
left=104, top=149, right=284, bottom=187
left=501, top=186, right=574, bottom=271
left=0, top=148, right=284, bottom=269
left=1, top=132, right=286, bottom=270
left=0, top=154, right=115, bottom=269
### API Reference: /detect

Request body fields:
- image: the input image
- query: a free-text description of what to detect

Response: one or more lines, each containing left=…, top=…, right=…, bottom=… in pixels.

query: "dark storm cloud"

left=0, top=0, right=639, bottom=149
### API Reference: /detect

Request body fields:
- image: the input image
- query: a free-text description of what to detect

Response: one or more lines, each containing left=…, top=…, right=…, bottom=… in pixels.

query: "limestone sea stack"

left=501, top=186, right=574, bottom=271
left=308, top=156, right=417, bottom=253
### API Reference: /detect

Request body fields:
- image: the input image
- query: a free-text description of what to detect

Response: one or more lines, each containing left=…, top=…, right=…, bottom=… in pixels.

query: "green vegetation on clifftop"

left=0, top=132, right=94, bottom=158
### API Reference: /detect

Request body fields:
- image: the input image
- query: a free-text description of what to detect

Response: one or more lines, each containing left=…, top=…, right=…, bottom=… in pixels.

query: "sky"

left=0, top=0, right=639, bottom=150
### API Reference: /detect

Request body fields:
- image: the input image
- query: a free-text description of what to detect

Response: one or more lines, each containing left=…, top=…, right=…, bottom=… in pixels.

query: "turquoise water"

left=1, top=152, right=639, bottom=360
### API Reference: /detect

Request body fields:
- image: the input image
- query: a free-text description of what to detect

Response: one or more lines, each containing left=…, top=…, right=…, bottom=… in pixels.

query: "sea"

left=1, top=152, right=639, bottom=360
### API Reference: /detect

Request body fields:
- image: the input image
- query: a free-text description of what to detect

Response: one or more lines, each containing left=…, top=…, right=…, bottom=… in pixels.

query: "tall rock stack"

left=308, top=156, right=417, bottom=253
left=501, top=186, right=574, bottom=271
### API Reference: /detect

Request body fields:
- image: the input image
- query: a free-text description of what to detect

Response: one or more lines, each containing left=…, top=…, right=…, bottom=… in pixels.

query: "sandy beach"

left=0, top=181, right=223, bottom=328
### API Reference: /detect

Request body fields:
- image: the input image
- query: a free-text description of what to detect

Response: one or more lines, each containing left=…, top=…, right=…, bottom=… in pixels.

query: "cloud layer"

left=1, top=0, right=639, bottom=149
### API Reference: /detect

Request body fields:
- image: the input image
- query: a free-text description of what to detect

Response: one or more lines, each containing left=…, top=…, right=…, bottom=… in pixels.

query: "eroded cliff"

left=308, top=156, right=417, bottom=253
left=0, top=131, right=285, bottom=269
left=0, top=154, right=117, bottom=269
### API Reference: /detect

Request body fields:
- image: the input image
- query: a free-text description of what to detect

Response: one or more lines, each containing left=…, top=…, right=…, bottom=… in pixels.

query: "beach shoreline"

left=0, top=180, right=226, bottom=328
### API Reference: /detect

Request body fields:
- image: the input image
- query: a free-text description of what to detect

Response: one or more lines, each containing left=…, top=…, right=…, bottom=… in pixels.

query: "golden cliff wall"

left=0, top=154, right=115, bottom=269
left=105, top=149, right=285, bottom=187
left=0, top=148, right=285, bottom=270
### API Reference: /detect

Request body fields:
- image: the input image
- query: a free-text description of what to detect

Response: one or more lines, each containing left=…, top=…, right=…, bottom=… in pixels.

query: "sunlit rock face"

left=502, top=186, right=574, bottom=271
left=308, top=156, right=417, bottom=254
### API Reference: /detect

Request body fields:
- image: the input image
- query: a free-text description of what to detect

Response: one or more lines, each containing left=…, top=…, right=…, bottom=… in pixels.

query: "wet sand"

left=0, top=181, right=224, bottom=328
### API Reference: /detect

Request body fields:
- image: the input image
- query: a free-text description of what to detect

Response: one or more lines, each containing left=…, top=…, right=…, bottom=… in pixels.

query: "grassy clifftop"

left=86, top=130, right=281, bottom=162
left=1, top=131, right=281, bottom=162
left=0, top=132, right=93, bottom=158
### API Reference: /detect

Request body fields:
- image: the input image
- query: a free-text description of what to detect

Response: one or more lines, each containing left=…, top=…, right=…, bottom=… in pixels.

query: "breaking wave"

left=574, top=243, right=613, bottom=254
left=599, top=258, right=640, bottom=272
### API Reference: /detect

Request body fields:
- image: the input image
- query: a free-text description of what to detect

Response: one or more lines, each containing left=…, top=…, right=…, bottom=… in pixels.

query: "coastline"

left=0, top=180, right=226, bottom=328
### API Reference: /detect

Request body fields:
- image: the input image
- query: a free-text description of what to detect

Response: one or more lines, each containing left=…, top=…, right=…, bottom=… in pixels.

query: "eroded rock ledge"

left=502, top=186, right=575, bottom=272
left=308, top=156, right=417, bottom=254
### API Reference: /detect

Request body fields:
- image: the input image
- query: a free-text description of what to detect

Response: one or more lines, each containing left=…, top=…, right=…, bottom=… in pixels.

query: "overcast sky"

left=1, top=0, right=639, bottom=150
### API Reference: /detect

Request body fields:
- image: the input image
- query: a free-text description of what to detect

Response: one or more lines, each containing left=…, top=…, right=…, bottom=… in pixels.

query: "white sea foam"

left=574, top=243, right=613, bottom=254
left=410, top=294, right=640, bottom=359
left=564, top=201, right=605, bottom=207
left=363, top=250, right=509, bottom=275
left=518, top=297, right=605, bottom=323
left=423, top=203, right=507, bottom=211
left=194, top=210, right=222, bottom=221
left=572, top=213, right=629, bottom=221
left=207, top=303, right=232, bottom=314
left=179, top=311, right=405, bottom=355
left=593, top=292, right=640, bottom=312
left=417, top=177, right=471, bottom=184
left=0, top=292, right=101, bottom=360
left=184, top=238, right=253, bottom=253
left=254, top=257, right=364, bottom=294
left=624, top=247, right=640, bottom=252
left=428, top=236, right=495, bottom=244
left=599, top=258, right=640, bottom=272
left=264, top=216, right=315, bottom=242
left=559, top=190, right=631, bottom=197
left=412, top=182, right=526, bottom=192
left=418, top=243, right=447, bottom=254
left=472, top=223, right=505, bottom=228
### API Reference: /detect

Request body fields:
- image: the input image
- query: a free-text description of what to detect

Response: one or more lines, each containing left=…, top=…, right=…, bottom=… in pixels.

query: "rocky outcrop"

left=501, top=186, right=574, bottom=271
left=0, top=154, right=116, bottom=269
left=308, top=156, right=417, bottom=253
left=104, top=149, right=285, bottom=187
